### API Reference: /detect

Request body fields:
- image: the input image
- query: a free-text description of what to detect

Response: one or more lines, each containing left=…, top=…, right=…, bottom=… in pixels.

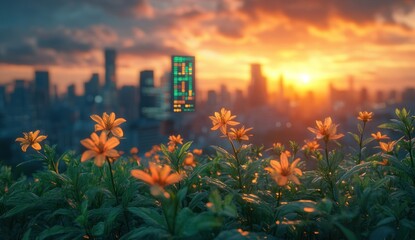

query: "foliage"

left=1, top=108, right=415, bottom=239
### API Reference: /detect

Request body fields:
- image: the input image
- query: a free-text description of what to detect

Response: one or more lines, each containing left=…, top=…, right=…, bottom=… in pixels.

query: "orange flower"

left=168, top=144, right=176, bottom=153
left=90, top=112, right=126, bottom=138
left=131, top=163, right=182, bottom=197
left=302, top=140, right=320, bottom=151
left=228, top=126, right=253, bottom=142
left=371, top=131, right=389, bottom=141
left=357, top=111, right=373, bottom=122
left=308, top=117, right=344, bottom=141
left=379, top=141, right=396, bottom=153
left=265, top=152, right=302, bottom=186
left=168, top=134, right=183, bottom=146
left=15, top=130, right=47, bottom=152
left=80, top=132, right=120, bottom=167
left=377, top=159, right=389, bottom=166
left=209, top=108, right=239, bottom=135
left=184, top=153, right=196, bottom=167
left=130, top=147, right=139, bottom=155
left=193, top=148, right=203, bottom=155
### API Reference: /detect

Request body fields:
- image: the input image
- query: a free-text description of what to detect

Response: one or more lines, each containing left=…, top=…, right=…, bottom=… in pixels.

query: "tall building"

left=171, top=55, right=196, bottom=112
left=248, top=63, right=267, bottom=107
left=34, top=70, right=50, bottom=107
left=139, top=70, right=157, bottom=119
left=104, top=48, right=116, bottom=90
left=33, top=70, right=50, bottom=122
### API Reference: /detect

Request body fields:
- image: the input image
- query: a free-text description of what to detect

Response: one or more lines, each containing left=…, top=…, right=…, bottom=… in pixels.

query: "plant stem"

left=106, top=158, right=119, bottom=205
left=324, top=140, right=337, bottom=202
left=228, top=138, right=244, bottom=192
left=358, top=122, right=366, bottom=164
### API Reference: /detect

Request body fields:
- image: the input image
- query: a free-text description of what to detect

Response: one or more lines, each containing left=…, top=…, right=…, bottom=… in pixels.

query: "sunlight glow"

left=301, top=74, right=311, bottom=84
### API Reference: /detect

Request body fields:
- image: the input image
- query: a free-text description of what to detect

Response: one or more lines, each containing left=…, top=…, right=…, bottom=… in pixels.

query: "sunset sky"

left=1, top=0, right=415, bottom=95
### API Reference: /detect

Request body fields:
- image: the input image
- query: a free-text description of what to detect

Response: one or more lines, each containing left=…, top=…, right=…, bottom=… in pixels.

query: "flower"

left=377, top=159, right=389, bottom=166
left=130, top=147, right=139, bottom=155
left=228, top=126, right=253, bottom=142
left=265, top=152, right=302, bottom=186
left=80, top=132, right=120, bottom=167
left=193, top=148, right=203, bottom=155
left=209, top=108, right=239, bottom=135
left=90, top=112, right=126, bottom=138
left=379, top=141, right=396, bottom=153
left=357, top=111, right=373, bottom=122
left=15, top=130, right=47, bottom=152
left=168, top=134, right=183, bottom=146
left=184, top=153, right=196, bottom=167
left=131, top=163, right=182, bottom=197
left=302, top=140, right=320, bottom=151
left=371, top=131, right=389, bottom=141
left=308, top=117, right=344, bottom=141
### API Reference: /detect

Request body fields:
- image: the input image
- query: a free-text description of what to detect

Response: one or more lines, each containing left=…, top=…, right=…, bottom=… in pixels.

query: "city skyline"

left=1, top=1, right=415, bottom=94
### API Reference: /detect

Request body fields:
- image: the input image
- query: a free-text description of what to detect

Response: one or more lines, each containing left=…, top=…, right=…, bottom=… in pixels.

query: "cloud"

left=122, top=42, right=188, bottom=57
left=238, top=0, right=415, bottom=28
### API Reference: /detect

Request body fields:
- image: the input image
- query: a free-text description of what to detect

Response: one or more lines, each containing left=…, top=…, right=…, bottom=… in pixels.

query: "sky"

left=1, top=0, right=415, bottom=95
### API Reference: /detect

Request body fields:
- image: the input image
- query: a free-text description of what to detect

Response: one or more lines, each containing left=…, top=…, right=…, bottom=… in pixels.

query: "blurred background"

left=1, top=0, right=415, bottom=173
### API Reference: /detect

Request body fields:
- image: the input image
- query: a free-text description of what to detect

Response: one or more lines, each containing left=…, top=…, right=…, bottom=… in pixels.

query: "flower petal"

left=111, top=127, right=124, bottom=138
left=165, top=173, right=182, bottom=186
left=81, top=150, right=97, bottom=162
left=113, top=118, right=126, bottom=126
left=131, top=169, right=155, bottom=185
left=21, top=144, right=29, bottom=152
left=94, top=154, right=106, bottom=167
left=91, top=114, right=104, bottom=126
left=105, top=137, right=120, bottom=150
left=31, top=143, right=42, bottom=151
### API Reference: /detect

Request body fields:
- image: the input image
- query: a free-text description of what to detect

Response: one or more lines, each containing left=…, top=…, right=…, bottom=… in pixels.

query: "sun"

left=300, top=74, right=311, bottom=84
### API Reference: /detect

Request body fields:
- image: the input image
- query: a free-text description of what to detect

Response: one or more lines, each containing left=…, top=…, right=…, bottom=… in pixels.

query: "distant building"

left=34, top=70, right=50, bottom=107
left=248, top=63, right=267, bottom=107
left=104, top=49, right=116, bottom=90
left=139, top=70, right=158, bottom=119
left=119, top=85, right=138, bottom=121
left=171, top=55, right=196, bottom=112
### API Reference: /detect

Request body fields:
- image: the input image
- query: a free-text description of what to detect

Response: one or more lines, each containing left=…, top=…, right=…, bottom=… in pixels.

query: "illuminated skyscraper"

left=171, top=56, right=195, bottom=112
left=104, top=49, right=116, bottom=90
left=248, top=63, right=267, bottom=107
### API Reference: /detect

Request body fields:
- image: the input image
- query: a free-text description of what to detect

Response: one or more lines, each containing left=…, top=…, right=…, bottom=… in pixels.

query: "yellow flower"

left=357, top=111, right=373, bottom=122
left=308, top=117, right=344, bottom=141
left=265, top=152, right=302, bottom=186
left=193, top=148, right=203, bottom=155
left=228, top=126, right=253, bottom=142
left=302, top=140, right=320, bottom=151
left=80, top=132, right=120, bottom=167
left=90, top=112, right=126, bottom=138
left=379, top=141, right=396, bottom=153
left=168, top=134, right=183, bottom=146
left=15, top=130, right=47, bottom=152
left=371, top=131, right=389, bottom=141
left=131, top=163, right=182, bottom=197
left=184, top=153, right=196, bottom=167
left=209, top=108, right=239, bottom=135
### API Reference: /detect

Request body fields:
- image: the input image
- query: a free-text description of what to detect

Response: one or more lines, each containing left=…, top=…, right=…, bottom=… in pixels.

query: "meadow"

left=1, top=108, right=414, bottom=239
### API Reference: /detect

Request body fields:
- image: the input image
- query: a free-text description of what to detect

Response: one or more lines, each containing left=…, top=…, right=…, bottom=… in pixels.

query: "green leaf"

left=128, top=207, right=167, bottom=229
left=120, top=226, right=169, bottom=240
left=334, top=222, right=358, bottom=240
left=38, top=226, right=79, bottom=240
left=91, top=222, right=105, bottom=236
left=376, top=216, right=396, bottom=227
left=337, top=162, right=372, bottom=184
left=188, top=192, right=208, bottom=210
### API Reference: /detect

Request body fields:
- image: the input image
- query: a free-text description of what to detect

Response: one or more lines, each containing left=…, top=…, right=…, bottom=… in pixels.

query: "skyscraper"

left=34, top=70, right=50, bottom=107
left=171, top=56, right=195, bottom=112
left=104, top=48, right=116, bottom=90
left=139, top=70, right=157, bottom=119
left=248, top=63, right=267, bottom=107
